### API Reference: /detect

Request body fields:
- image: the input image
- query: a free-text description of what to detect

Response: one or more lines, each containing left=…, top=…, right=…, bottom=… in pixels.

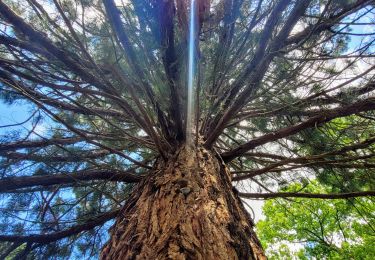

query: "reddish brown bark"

left=101, top=145, right=265, bottom=259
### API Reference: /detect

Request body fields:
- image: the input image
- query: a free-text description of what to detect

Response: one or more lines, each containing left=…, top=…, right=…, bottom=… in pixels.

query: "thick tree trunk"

left=101, top=145, right=266, bottom=259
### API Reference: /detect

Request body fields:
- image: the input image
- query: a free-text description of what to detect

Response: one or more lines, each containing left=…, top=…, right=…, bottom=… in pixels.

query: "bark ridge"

left=101, top=145, right=265, bottom=259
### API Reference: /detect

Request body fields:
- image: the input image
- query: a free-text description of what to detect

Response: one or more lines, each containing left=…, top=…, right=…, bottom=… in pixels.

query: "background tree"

left=0, top=0, right=374, bottom=258
left=257, top=181, right=375, bottom=259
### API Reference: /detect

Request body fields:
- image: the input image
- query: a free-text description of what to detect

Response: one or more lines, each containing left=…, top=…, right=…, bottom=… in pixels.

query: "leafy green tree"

left=0, top=0, right=374, bottom=258
left=257, top=181, right=375, bottom=259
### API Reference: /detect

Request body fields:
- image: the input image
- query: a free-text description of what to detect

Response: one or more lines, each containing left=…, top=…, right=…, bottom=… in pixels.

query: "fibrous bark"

left=101, top=144, right=265, bottom=259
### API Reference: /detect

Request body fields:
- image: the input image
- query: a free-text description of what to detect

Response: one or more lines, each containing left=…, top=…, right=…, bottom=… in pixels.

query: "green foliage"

left=257, top=181, right=375, bottom=259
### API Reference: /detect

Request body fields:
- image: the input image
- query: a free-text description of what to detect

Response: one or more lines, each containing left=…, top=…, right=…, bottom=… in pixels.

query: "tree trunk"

left=101, top=145, right=266, bottom=259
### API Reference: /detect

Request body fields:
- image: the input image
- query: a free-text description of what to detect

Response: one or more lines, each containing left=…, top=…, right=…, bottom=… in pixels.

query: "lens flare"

left=186, top=0, right=196, bottom=145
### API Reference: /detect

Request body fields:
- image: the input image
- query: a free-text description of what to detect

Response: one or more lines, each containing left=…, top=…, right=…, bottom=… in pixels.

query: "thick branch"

left=285, top=0, right=373, bottom=46
left=222, top=98, right=375, bottom=162
left=0, top=169, right=142, bottom=192
left=0, top=150, right=110, bottom=162
left=0, top=210, right=120, bottom=243
left=0, top=137, right=82, bottom=152
left=232, top=137, right=375, bottom=181
left=158, top=0, right=183, bottom=140
left=0, top=2, right=101, bottom=88
left=232, top=80, right=375, bottom=124
left=0, top=35, right=51, bottom=57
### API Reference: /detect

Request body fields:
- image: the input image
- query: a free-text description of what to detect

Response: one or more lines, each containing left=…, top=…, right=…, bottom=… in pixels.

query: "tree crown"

left=0, top=0, right=374, bottom=257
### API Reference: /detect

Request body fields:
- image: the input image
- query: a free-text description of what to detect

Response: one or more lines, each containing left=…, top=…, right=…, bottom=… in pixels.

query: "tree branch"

left=0, top=137, right=82, bottom=152
left=285, top=0, right=373, bottom=46
left=204, top=0, right=311, bottom=147
left=102, top=0, right=173, bottom=148
left=222, top=97, right=375, bottom=162
left=0, top=150, right=111, bottom=162
left=0, top=210, right=120, bottom=243
left=157, top=0, right=183, bottom=140
left=0, top=168, right=142, bottom=192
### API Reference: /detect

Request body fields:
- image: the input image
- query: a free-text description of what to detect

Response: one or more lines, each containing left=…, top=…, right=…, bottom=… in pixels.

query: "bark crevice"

left=101, top=144, right=265, bottom=259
